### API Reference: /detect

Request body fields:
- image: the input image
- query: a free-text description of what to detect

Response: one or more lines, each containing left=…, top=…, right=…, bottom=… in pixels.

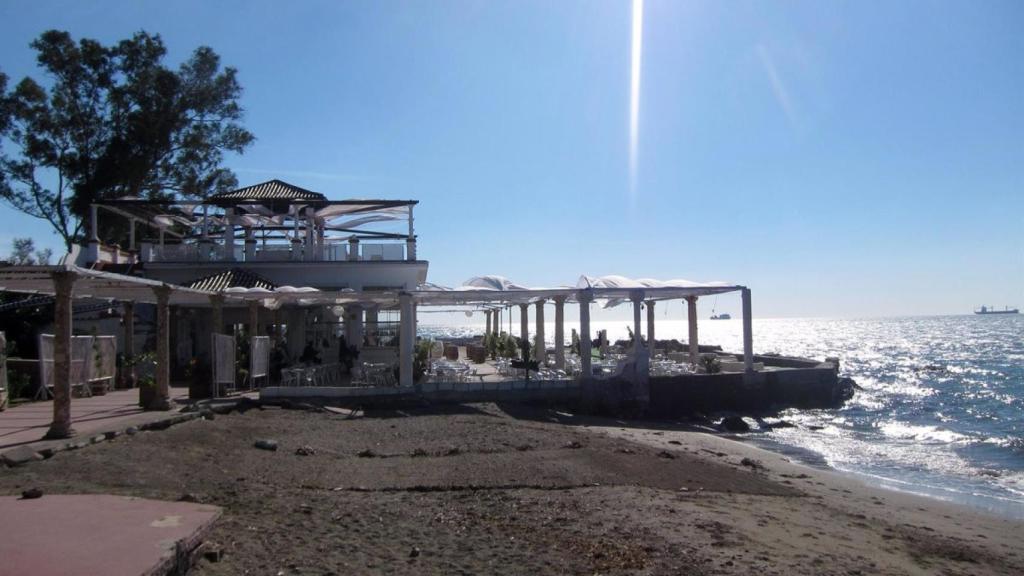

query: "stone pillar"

left=150, top=285, right=172, bottom=410
left=553, top=296, right=566, bottom=370
left=578, top=291, right=592, bottom=378
left=210, top=294, right=224, bottom=336
left=687, top=296, right=699, bottom=364
left=123, top=301, right=135, bottom=388
left=399, top=293, right=414, bottom=387
left=45, top=271, right=76, bottom=439
left=366, top=306, right=379, bottom=346
left=534, top=299, right=546, bottom=365
left=631, top=290, right=644, bottom=356
left=485, top=310, right=491, bottom=337
left=742, top=288, right=754, bottom=373
left=249, top=301, right=260, bottom=337
left=519, top=303, right=529, bottom=346
left=646, top=300, right=656, bottom=352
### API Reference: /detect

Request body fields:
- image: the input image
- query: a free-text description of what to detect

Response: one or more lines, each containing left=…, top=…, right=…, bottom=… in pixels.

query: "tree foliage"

left=0, top=30, right=255, bottom=250
left=7, top=237, right=52, bottom=265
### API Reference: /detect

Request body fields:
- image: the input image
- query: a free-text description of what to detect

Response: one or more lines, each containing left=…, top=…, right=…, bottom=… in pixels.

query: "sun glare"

left=629, top=0, right=644, bottom=205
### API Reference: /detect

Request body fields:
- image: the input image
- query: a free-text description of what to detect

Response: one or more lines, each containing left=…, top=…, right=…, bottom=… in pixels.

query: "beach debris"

left=740, top=457, right=766, bottom=471
left=409, top=546, right=421, bottom=558
left=357, top=449, right=377, bottom=458
left=2, top=446, right=44, bottom=467
left=719, top=416, right=751, bottom=432
left=295, top=446, right=316, bottom=456
left=20, top=488, right=44, bottom=499
left=563, top=441, right=583, bottom=449
left=254, top=439, right=279, bottom=451
left=125, top=426, right=139, bottom=435
left=616, top=447, right=636, bottom=454
left=91, top=434, right=106, bottom=444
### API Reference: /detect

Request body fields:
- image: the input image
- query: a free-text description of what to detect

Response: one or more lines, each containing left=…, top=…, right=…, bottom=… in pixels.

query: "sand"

left=0, top=402, right=1020, bottom=575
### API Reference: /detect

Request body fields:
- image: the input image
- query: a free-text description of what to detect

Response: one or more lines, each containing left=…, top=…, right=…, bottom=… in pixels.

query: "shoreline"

left=1, top=402, right=1020, bottom=574
left=738, top=434, right=1024, bottom=522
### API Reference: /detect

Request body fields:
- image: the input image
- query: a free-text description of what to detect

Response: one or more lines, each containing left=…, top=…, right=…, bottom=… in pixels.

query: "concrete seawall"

left=648, top=367, right=847, bottom=417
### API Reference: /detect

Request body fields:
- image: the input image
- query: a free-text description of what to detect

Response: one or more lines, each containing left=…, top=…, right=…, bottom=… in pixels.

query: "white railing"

left=144, top=241, right=408, bottom=263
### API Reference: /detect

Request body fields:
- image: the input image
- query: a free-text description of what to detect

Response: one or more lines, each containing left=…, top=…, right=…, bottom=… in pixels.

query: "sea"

left=419, top=315, right=1024, bottom=519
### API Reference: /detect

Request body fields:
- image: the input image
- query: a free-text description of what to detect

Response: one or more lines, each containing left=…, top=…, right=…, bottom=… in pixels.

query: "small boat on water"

left=710, top=313, right=731, bottom=320
left=974, top=305, right=1019, bottom=315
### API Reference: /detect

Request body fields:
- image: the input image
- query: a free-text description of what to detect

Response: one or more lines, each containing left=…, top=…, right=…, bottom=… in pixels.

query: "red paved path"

left=0, top=388, right=189, bottom=452
left=0, top=494, right=220, bottom=576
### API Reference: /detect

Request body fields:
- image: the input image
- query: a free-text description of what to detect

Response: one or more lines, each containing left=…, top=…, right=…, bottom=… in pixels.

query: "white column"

left=366, top=306, right=379, bottom=346
left=631, top=290, right=644, bottom=356
left=45, top=271, right=76, bottom=439
left=519, top=303, right=529, bottom=346
left=88, top=205, right=100, bottom=262
left=244, top=227, right=256, bottom=261
left=534, top=300, right=546, bottom=365
left=742, top=288, right=754, bottom=373
left=646, top=300, right=656, bottom=351
left=578, top=291, right=592, bottom=377
left=223, top=212, right=235, bottom=261
left=553, top=296, right=566, bottom=370
left=399, top=293, right=414, bottom=387
left=485, top=310, right=491, bottom=336
left=687, top=296, right=699, bottom=364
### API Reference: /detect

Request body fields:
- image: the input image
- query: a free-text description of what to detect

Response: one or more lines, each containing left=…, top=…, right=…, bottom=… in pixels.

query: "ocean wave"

left=877, top=421, right=970, bottom=443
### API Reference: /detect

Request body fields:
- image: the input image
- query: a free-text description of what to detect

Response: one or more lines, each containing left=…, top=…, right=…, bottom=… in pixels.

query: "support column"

left=553, top=296, right=566, bottom=370
left=272, top=308, right=282, bottom=346
left=631, top=290, right=644, bottom=356
left=366, top=306, right=379, bottom=346
left=249, top=300, right=260, bottom=337
left=534, top=299, right=546, bottom=365
left=44, top=271, right=76, bottom=439
left=399, top=293, right=414, bottom=387
left=519, top=303, right=529, bottom=346
left=123, top=301, right=135, bottom=388
left=485, top=310, right=491, bottom=337
left=223, top=212, right=236, bottom=261
left=687, top=296, right=699, bottom=364
left=578, top=290, right=592, bottom=377
left=150, top=285, right=172, bottom=411
left=742, top=288, right=754, bottom=373
left=210, top=294, right=224, bottom=336
left=646, top=300, right=656, bottom=352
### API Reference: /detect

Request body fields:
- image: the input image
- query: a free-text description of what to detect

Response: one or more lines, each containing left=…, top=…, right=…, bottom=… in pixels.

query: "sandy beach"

left=0, top=402, right=1020, bottom=575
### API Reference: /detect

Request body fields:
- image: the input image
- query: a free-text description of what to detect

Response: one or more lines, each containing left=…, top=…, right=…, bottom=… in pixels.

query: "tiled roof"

left=209, top=180, right=326, bottom=202
left=184, top=269, right=277, bottom=292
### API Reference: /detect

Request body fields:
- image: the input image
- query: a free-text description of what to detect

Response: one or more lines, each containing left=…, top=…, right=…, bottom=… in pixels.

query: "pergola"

left=0, top=264, right=232, bottom=438
left=0, top=265, right=755, bottom=438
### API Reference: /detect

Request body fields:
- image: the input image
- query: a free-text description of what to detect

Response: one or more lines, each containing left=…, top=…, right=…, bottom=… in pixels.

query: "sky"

left=0, top=0, right=1021, bottom=319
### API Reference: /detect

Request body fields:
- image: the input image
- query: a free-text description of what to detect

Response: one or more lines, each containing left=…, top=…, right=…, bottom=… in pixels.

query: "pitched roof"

left=208, top=180, right=327, bottom=203
left=184, top=269, right=277, bottom=292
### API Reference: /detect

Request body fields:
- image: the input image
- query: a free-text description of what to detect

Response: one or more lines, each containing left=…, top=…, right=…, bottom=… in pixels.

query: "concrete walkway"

left=0, top=494, right=220, bottom=576
left=0, top=388, right=189, bottom=454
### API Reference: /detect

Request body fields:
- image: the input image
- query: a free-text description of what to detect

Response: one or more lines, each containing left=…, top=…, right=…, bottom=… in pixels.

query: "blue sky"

left=0, top=0, right=1021, bottom=318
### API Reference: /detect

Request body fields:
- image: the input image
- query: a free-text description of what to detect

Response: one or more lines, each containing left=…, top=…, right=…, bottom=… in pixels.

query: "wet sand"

left=0, top=403, right=1020, bottom=575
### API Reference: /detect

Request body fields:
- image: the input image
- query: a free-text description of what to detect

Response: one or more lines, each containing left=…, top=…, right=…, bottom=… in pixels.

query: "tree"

left=8, top=237, right=52, bottom=265
left=0, top=30, right=255, bottom=251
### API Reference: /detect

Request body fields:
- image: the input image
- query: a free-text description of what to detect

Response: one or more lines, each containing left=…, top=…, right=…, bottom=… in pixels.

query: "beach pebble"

left=409, top=546, right=420, bottom=558
left=254, top=439, right=279, bottom=451
left=125, top=426, right=139, bottom=435
left=295, top=446, right=316, bottom=456
left=2, top=446, right=43, bottom=467
left=21, top=488, right=44, bottom=499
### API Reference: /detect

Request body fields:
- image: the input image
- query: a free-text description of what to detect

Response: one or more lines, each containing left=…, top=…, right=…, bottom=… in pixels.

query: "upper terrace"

left=84, top=180, right=420, bottom=266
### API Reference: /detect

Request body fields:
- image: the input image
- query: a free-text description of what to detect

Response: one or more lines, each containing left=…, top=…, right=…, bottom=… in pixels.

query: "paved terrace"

left=0, top=388, right=189, bottom=456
